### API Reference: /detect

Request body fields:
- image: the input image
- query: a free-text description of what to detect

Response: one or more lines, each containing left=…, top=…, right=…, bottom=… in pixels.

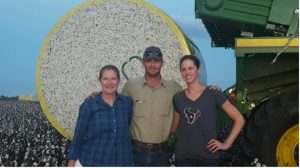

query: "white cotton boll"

left=33, top=162, right=38, bottom=166
left=13, top=160, right=17, bottom=167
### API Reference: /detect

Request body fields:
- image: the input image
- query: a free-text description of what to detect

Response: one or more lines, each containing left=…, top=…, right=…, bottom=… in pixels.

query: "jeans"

left=175, top=157, right=220, bottom=167
left=132, top=145, right=170, bottom=166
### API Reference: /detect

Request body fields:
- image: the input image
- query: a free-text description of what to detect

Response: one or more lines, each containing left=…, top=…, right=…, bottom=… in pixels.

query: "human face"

left=143, top=59, right=164, bottom=77
left=180, top=59, right=200, bottom=84
left=99, top=69, right=120, bottom=95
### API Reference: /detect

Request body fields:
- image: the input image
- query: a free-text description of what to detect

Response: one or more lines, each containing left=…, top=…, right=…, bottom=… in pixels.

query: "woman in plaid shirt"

left=67, top=65, right=134, bottom=166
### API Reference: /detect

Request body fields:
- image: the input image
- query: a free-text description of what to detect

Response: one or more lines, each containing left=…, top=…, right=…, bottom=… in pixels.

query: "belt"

left=131, top=139, right=168, bottom=150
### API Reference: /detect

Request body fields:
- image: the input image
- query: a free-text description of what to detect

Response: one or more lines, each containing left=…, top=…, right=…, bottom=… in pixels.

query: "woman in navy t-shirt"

left=170, top=55, right=245, bottom=166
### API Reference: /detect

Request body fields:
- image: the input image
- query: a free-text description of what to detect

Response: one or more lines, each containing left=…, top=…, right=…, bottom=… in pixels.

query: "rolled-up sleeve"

left=68, top=101, right=91, bottom=160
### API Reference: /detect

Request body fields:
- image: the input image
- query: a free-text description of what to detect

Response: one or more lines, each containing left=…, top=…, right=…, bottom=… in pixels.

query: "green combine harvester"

left=195, top=0, right=299, bottom=166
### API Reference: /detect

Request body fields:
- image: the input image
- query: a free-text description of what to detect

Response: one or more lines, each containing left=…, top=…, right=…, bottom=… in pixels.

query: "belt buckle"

left=146, top=143, right=154, bottom=150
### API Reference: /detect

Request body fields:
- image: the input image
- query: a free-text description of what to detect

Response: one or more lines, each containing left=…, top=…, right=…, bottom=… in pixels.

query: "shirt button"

left=112, top=109, right=114, bottom=112
left=113, top=129, right=116, bottom=132
left=113, top=119, right=116, bottom=122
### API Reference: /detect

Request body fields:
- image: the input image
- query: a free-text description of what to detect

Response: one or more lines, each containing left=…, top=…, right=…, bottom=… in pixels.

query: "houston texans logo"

left=184, top=108, right=201, bottom=124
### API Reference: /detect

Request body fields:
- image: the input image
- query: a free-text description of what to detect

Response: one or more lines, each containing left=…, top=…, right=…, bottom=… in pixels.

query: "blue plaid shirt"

left=68, top=92, right=134, bottom=166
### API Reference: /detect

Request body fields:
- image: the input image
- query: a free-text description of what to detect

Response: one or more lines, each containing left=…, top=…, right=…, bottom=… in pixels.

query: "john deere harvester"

left=195, top=0, right=299, bottom=166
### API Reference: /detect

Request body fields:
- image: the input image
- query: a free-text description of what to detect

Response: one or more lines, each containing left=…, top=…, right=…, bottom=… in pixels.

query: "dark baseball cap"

left=143, top=46, right=163, bottom=61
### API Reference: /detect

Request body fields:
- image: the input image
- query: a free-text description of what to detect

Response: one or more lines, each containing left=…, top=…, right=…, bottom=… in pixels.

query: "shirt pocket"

left=132, top=97, right=172, bottom=117
left=157, top=99, right=171, bottom=117
left=133, top=100, right=147, bottom=117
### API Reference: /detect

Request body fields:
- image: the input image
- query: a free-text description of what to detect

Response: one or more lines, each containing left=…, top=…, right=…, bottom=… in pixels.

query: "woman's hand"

left=67, top=160, right=76, bottom=167
left=207, top=139, right=231, bottom=153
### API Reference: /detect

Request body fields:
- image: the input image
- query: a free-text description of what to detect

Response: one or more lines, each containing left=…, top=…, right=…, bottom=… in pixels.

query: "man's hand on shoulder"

left=208, top=85, right=222, bottom=91
left=86, top=92, right=99, bottom=100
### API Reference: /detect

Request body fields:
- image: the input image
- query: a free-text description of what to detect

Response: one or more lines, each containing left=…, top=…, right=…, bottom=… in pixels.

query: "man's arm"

left=121, top=81, right=130, bottom=96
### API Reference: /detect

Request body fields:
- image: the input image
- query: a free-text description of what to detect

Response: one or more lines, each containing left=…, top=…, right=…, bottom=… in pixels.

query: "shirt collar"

left=97, top=91, right=122, bottom=103
left=142, top=76, right=167, bottom=87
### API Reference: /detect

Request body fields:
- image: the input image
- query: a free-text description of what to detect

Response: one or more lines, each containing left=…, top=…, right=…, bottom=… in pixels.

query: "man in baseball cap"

left=143, top=46, right=163, bottom=61
left=122, top=45, right=182, bottom=166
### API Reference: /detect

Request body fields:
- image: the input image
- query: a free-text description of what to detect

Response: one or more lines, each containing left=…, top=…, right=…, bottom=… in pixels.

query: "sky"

left=0, top=0, right=235, bottom=96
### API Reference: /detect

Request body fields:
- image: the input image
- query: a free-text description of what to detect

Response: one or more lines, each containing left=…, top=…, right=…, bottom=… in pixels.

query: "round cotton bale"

left=36, top=0, right=207, bottom=139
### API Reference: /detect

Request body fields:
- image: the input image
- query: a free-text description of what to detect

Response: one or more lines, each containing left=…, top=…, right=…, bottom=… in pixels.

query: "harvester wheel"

left=243, top=89, right=299, bottom=166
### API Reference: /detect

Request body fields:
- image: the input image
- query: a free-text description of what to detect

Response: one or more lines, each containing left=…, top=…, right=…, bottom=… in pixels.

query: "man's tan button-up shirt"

left=122, top=77, right=182, bottom=143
